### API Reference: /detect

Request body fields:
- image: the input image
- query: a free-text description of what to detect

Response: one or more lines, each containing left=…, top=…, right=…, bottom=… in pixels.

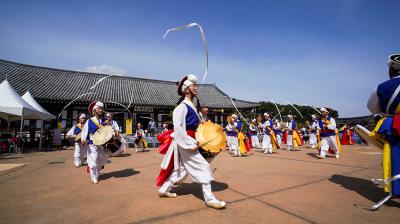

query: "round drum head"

left=92, top=126, right=114, bottom=145
left=196, top=121, right=226, bottom=153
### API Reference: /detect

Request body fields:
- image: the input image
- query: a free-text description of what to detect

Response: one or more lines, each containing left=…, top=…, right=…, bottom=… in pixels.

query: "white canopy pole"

left=19, top=116, right=23, bottom=141
left=39, top=120, right=43, bottom=151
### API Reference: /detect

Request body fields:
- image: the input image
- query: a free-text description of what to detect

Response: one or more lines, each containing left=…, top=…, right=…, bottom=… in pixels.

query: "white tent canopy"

left=22, top=91, right=56, bottom=120
left=22, top=90, right=56, bottom=150
left=0, top=80, right=46, bottom=121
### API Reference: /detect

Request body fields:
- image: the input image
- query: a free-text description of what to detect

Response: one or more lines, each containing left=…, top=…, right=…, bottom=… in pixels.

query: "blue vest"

left=236, top=120, right=243, bottom=132
left=310, top=121, right=318, bottom=134
left=86, top=117, right=103, bottom=145
left=73, top=125, right=82, bottom=135
left=264, top=120, right=273, bottom=135
left=288, top=120, right=296, bottom=134
left=377, top=77, right=400, bottom=114
left=184, top=103, right=199, bottom=131
left=318, top=116, right=336, bottom=137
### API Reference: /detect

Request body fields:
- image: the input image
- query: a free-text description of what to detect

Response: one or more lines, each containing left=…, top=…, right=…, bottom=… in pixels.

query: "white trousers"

left=287, top=134, right=293, bottom=150
left=309, top=133, right=317, bottom=148
left=159, top=148, right=216, bottom=202
left=251, top=135, right=260, bottom=148
left=319, top=136, right=339, bottom=158
left=158, top=165, right=216, bottom=202
left=276, top=134, right=282, bottom=146
left=228, top=136, right=239, bottom=155
left=74, top=142, right=87, bottom=167
left=87, top=144, right=108, bottom=181
left=262, top=134, right=272, bottom=153
left=226, top=136, right=232, bottom=149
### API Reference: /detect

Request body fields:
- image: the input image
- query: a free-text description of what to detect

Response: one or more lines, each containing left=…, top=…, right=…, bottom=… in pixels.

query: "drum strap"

left=90, top=117, right=102, bottom=129
left=386, top=83, right=400, bottom=114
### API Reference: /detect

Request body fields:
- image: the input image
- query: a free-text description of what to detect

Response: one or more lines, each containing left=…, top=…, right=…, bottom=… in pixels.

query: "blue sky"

left=0, top=0, right=399, bottom=117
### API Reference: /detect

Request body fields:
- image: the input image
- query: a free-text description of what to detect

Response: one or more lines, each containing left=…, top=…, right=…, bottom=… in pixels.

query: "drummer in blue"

left=367, top=54, right=400, bottom=209
left=81, top=101, right=108, bottom=184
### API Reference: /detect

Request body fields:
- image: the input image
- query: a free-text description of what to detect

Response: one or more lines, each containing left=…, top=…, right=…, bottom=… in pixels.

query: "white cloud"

left=84, top=64, right=128, bottom=76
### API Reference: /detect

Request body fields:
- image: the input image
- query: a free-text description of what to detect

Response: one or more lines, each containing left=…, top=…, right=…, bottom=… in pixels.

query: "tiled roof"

left=0, top=59, right=259, bottom=110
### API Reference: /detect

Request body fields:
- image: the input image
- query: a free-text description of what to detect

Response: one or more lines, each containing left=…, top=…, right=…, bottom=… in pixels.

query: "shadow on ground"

left=329, top=174, right=400, bottom=209
left=114, top=153, right=132, bottom=157
left=99, top=168, right=140, bottom=180
left=171, top=181, right=229, bottom=201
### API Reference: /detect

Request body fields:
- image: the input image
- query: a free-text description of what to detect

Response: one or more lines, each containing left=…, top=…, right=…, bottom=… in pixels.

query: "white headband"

left=93, top=101, right=104, bottom=111
left=79, top=114, right=86, bottom=119
left=388, top=54, right=400, bottom=70
left=181, top=74, right=198, bottom=92
left=320, top=107, right=329, bottom=113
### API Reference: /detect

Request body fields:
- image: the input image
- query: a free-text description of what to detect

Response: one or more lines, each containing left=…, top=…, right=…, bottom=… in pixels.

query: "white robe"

left=319, top=117, right=339, bottom=155
left=287, top=121, right=294, bottom=147
left=309, top=121, right=318, bottom=146
left=81, top=117, right=108, bottom=181
left=249, top=124, right=261, bottom=148
left=261, top=120, right=272, bottom=152
left=273, top=123, right=282, bottom=146
left=225, top=123, right=239, bottom=154
left=160, top=99, right=214, bottom=185
left=74, top=142, right=87, bottom=166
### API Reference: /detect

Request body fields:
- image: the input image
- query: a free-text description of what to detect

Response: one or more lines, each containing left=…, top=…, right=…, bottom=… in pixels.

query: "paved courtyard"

left=1, top=144, right=399, bottom=224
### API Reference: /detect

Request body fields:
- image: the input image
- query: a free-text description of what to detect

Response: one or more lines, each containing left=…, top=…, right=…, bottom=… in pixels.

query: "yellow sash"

left=90, top=117, right=102, bottom=129
left=369, top=118, right=391, bottom=192
left=238, top=132, right=247, bottom=154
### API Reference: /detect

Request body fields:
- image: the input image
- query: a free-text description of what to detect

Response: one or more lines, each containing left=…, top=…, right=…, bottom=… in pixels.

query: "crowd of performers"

left=66, top=102, right=150, bottom=184
left=222, top=107, right=360, bottom=160
left=56, top=45, right=398, bottom=210
left=59, top=54, right=399, bottom=210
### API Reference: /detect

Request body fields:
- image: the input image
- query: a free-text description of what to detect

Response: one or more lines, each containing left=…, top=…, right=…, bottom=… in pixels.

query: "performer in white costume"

left=273, top=119, right=282, bottom=146
left=261, top=113, right=273, bottom=154
left=199, top=106, right=209, bottom=123
left=81, top=101, right=108, bottom=184
left=134, top=123, right=148, bottom=152
left=309, top=115, right=318, bottom=149
left=249, top=119, right=261, bottom=149
left=316, top=108, right=340, bottom=159
left=104, top=113, right=126, bottom=157
left=69, top=113, right=87, bottom=167
left=156, top=74, right=226, bottom=209
left=226, top=115, right=239, bottom=156
left=287, top=115, right=295, bottom=151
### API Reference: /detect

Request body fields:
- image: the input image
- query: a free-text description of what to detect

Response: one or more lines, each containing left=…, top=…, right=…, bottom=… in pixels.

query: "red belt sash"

left=156, top=130, right=196, bottom=187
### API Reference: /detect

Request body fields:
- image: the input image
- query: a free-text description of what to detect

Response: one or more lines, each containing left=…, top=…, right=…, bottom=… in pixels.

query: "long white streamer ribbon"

left=104, top=101, right=132, bottom=119
left=226, top=96, right=251, bottom=126
left=271, top=100, right=283, bottom=123
left=163, top=22, right=208, bottom=84
left=286, top=100, right=303, bottom=119
left=57, top=93, right=96, bottom=119
left=89, top=75, right=114, bottom=90
left=302, top=104, right=322, bottom=115
left=272, top=108, right=285, bottom=120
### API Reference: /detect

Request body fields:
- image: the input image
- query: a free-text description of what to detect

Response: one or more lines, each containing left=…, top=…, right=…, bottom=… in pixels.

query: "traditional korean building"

left=0, top=59, right=259, bottom=133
